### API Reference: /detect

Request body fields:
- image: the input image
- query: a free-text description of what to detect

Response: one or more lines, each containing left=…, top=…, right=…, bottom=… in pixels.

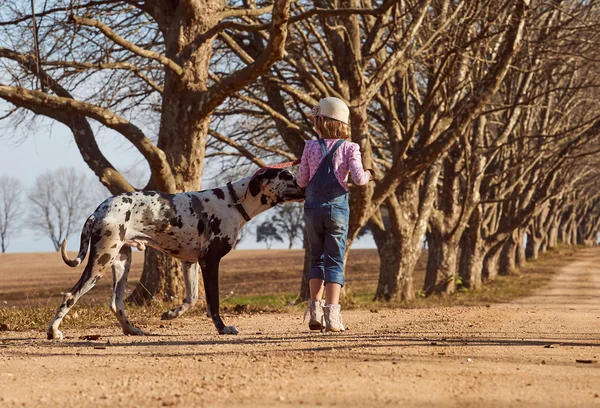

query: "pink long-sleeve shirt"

left=296, top=139, right=371, bottom=191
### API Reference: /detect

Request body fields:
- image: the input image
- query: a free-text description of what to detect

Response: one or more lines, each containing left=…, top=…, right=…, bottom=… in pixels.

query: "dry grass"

left=0, top=246, right=579, bottom=332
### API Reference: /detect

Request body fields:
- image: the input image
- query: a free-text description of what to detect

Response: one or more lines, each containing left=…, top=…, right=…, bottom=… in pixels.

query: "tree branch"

left=0, top=83, right=175, bottom=192
left=70, top=15, right=183, bottom=76
left=208, top=129, right=267, bottom=168
left=198, top=0, right=292, bottom=117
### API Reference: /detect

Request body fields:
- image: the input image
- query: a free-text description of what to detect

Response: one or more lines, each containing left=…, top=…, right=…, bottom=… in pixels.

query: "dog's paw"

left=47, top=328, right=64, bottom=341
left=123, top=326, right=146, bottom=336
left=220, top=326, right=239, bottom=335
left=161, top=310, right=179, bottom=320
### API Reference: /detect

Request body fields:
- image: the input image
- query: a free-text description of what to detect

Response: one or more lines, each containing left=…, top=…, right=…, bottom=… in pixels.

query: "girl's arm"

left=295, top=143, right=311, bottom=188
left=348, top=143, right=371, bottom=186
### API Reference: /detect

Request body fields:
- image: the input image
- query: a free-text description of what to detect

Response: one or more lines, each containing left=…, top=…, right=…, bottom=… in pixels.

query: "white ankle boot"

left=304, top=299, right=325, bottom=331
left=323, top=304, right=344, bottom=332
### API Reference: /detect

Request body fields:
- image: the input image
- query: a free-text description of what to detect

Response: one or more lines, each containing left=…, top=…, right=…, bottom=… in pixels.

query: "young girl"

left=296, top=97, right=371, bottom=332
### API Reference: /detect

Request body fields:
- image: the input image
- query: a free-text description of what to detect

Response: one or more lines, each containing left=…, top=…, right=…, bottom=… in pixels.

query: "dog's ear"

left=248, top=175, right=263, bottom=197
left=248, top=169, right=280, bottom=197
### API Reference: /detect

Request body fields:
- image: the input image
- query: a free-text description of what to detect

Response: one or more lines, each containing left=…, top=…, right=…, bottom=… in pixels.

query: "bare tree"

left=272, top=202, right=304, bottom=249
left=256, top=221, right=283, bottom=249
left=28, top=167, right=91, bottom=251
left=0, top=175, right=24, bottom=253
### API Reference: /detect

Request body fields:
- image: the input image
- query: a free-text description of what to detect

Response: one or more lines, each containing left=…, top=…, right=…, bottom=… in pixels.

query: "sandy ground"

left=1, top=249, right=600, bottom=407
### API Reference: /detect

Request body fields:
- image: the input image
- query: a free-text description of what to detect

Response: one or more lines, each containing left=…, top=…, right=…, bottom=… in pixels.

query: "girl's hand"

left=366, top=169, right=377, bottom=183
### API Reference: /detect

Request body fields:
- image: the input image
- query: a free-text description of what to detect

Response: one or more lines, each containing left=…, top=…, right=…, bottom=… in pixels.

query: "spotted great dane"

left=47, top=168, right=304, bottom=340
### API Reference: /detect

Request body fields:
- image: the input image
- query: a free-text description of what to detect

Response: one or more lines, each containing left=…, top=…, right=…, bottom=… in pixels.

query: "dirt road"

left=1, top=249, right=599, bottom=407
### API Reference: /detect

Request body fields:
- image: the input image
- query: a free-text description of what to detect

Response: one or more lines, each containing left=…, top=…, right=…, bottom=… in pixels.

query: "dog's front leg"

left=200, top=257, right=237, bottom=335
left=162, top=261, right=199, bottom=320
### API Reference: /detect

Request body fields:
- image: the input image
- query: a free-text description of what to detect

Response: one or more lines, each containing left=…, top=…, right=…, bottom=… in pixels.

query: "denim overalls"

left=304, top=138, right=349, bottom=287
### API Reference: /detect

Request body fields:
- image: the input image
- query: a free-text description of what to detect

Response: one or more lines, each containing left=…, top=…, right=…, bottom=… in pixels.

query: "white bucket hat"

left=308, top=97, right=350, bottom=124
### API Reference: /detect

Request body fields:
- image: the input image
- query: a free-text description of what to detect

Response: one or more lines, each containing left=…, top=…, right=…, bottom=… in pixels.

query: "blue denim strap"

left=317, top=138, right=328, bottom=157
left=317, top=138, right=345, bottom=159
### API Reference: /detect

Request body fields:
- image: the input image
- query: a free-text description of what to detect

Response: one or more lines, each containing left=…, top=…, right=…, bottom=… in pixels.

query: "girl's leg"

left=309, top=279, right=325, bottom=301
left=305, top=207, right=326, bottom=298
left=323, top=204, right=349, bottom=304
left=325, top=282, right=342, bottom=305
left=305, top=207, right=327, bottom=330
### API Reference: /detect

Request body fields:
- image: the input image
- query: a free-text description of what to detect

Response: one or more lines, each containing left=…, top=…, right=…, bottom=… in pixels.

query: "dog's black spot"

left=139, top=202, right=145, bottom=206
left=111, top=244, right=118, bottom=248
left=270, top=202, right=277, bottom=207
left=167, top=231, right=175, bottom=236
left=66, top=299, right=74, bottom=308
left=189, top=207, right=195, bottom=215
left=248, top=178, right=261, bottom=197
left=104, top=230, right=112, bottom=237
left=212, top=189, right=225, bottom=200
left=125, top=210, right=131, bottom=222
left=204, top=198, right=210, bottom=203
left=91, top=275, right=101, bottom=285
left=205, top=235, right=233, bottom=259
left=171, top=249, right=179, bottom=255
left=122, top=197, right=133, bottom=204
left=142, top=192, right=156, bottom=197
left=124, top=192, right=133, bottom=196
left=227, top=204, right=231, bottom=208
left=210, top=217, right=222, bottom=235
left=279, top=171, right=294, bottom=181
left=260, top=195, right=268, bottom=205
left=98, top=253, right=111, bottom=267
left=197, top=219, right=206, bottom=235
left=169, top=216, right=183, bottom=228
left=119, top=225, right=126, bottom=241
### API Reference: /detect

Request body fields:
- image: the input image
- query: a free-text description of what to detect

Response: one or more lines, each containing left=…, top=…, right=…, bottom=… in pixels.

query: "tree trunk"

left=525, top=231, right=541, bottom=261
left=515, top=228, right=527, bottom=267
left=548, top=216, right=559, bottom=249
left=498, top=231, right=518, bottom=275
left=128, top=248, right=184, bottom=304
left=372, top=225, right=401, bottom=301
left=459, top=208, right=484, bottom=290
left=129, top=7, right=223, bottom=304
left=424, top=230, right=459, bottom=296
left=296, top=231, right=311, bottom=303
left=482, top=242, right=503, bottom=282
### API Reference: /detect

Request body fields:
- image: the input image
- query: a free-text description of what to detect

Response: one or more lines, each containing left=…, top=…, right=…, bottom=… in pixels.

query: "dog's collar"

left=227, top=182, right=252, bottom=222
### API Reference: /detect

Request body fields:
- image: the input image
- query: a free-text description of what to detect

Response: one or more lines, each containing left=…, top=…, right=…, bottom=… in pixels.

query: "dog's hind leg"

left=47, top=244, right=119, bottom=340
left=161, top=262, right=199, bottom=320
left=109, top=246, right=144, bottom=335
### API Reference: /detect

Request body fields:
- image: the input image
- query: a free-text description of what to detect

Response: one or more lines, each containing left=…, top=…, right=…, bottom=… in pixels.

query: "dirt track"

left=1, top=249, right=600, bottom=407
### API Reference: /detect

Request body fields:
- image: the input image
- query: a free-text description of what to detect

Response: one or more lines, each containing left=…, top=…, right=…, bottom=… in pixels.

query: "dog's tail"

left=61, top=215, right=95, bottom=267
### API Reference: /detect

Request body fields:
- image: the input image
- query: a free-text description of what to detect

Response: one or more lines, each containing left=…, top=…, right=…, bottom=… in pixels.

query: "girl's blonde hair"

left=314, top=115, right=351, bottom=140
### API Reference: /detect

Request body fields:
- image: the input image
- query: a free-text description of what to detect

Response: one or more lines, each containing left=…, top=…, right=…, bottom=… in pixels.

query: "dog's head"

left=247, top=168, right=305, bottom=206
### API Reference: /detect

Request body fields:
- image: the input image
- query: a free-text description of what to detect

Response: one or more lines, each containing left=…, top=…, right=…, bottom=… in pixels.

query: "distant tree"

left=256, top=221, right=283, bottom=250
left=273, top=203, right=304, bottom=249
left=28, top=167, right=92, bottom=251
left=0, top=176, right=24, bottom=253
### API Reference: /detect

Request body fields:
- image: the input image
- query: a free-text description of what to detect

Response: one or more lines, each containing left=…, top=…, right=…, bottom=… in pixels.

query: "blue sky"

left=0, top=114, right=374, bottom=253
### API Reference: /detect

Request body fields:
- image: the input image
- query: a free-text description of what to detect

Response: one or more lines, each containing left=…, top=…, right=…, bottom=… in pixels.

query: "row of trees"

left=1, top=0, right=599, bottom=303
left=208, top=0, right=600, bottom=301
